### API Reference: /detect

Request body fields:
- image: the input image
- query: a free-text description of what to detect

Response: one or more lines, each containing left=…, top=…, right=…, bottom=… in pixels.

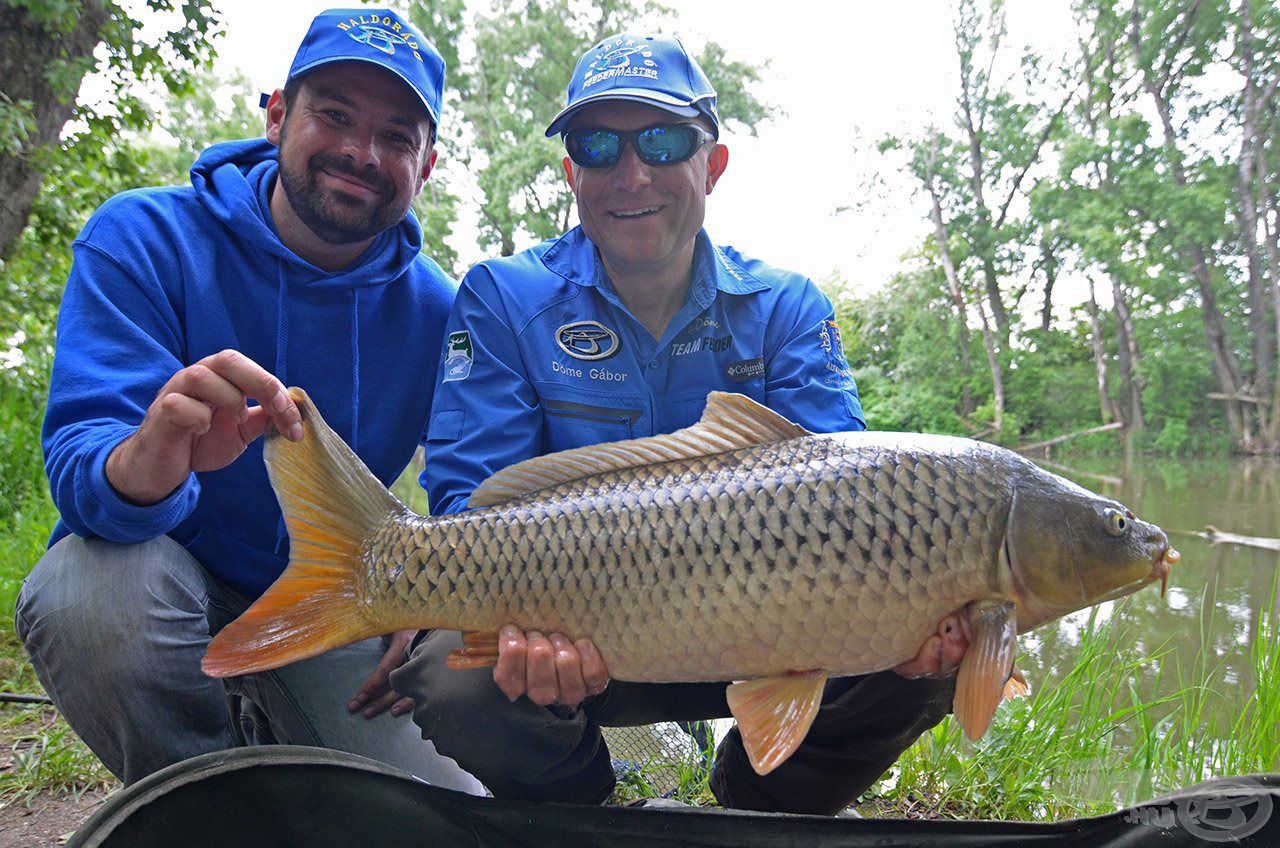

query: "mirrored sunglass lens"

left=636, top=126, right=696, bottom=163
left=571, top=130, right=620, bottom=166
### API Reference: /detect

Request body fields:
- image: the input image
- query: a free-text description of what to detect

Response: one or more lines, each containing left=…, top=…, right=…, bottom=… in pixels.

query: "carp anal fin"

left=953, top=600, right=1018, bottom=740
left=726, top=670, right=828, bottom=775
left=446, top=630, right=501, bottom=669
left=203, top=387, right=400, bottom=678
left=470, top=391, right=811, bottom=507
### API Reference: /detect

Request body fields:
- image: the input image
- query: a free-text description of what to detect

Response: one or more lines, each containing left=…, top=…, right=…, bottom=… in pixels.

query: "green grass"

left=859, top=592, right=1280, bottom=820
left=0, top=709, right=116, bottom=804
left=609, top=742, right=717, bottom=806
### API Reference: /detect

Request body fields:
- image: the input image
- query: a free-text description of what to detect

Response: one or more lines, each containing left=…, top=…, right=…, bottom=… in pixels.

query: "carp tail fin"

left=202, top=387, right=402, bottom=678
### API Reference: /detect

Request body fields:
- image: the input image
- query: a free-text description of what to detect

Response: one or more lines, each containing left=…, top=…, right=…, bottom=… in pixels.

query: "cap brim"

left=290, top=56, right=440, bottom=127
left=545, top=92, right=703, bottom=137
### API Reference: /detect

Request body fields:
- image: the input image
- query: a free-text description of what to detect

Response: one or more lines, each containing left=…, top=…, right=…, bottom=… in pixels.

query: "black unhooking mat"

left=66, top=746, right=1279, bottom=847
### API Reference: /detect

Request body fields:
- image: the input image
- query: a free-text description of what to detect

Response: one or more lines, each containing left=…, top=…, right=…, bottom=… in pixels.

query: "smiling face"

left=563, top=101, right=728, bottom=287
left=265, top=62, right=436, bottom=266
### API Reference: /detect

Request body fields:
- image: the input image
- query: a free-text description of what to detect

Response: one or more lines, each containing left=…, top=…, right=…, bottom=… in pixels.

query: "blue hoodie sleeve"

left=760, top=277, right=866, bottom=433
left=43, top=214, right=201, bottom=543
left=421, top=264, right=544, bottom=515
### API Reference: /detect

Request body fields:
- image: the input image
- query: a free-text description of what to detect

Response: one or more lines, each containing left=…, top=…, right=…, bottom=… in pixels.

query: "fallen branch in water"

left=1172, top=526, right=1280, bottom=553
left=1032, top=458, right=1123, bottom=488
left=1014, top=422, right=1125, bottom=455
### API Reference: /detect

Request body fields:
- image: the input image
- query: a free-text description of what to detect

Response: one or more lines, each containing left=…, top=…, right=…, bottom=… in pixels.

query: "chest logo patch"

left=556, top=321, right=621, bottom=361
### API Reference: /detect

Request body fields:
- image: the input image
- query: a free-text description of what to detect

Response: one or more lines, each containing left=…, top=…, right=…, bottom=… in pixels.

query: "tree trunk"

left=1267, top=192, right=1280, bottom=445
left=1129, top=0, right=1250, bottom=449
left=0, top=0, right=109, bottom=262
left=1235, top=0, right=1276, bottom=439
left=1110, top=273, right=1145, bottom=430
left=1040, top=238, right=1060, bottom=332
left=1087, top=277, right=1113, bottom=424
left=925, top=134, right=975, bottom=418
left=954, top=2, right=1010, bottom=338
left=972, top=289, right=1005, bottom=432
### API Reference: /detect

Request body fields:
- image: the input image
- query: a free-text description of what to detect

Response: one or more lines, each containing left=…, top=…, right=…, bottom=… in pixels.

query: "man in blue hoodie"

left=391, top=34, right=964, bottom=814
left=14, top=9, right=482, bottom=792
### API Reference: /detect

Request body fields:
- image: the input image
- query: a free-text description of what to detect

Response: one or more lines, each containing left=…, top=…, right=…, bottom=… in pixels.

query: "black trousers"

left=391, top=630, right=955, bottom=815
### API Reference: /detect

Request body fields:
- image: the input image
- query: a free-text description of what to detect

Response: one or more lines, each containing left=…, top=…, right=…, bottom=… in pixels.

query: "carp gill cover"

left=204, top=389, right=1178, bottom=775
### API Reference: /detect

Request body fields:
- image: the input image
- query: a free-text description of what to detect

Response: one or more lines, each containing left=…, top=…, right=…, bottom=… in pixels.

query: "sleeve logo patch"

left=819, top=320, right=854, bottom=384
left=442, top=330, right=474, bottom=382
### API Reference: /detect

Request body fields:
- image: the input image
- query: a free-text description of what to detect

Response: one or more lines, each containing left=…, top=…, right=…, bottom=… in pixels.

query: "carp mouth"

left=1092, top=544, right=1180, bottom=605
left=1151, top=544, right=1179, bottom=597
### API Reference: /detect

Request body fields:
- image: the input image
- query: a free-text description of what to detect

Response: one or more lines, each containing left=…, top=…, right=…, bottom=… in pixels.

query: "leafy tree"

left=0, top=0, right=220, bottom=263
left=407, top=0, right=773, bottom=263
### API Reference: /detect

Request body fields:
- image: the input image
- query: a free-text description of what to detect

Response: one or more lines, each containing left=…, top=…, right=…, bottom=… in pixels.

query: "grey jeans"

left=15, top=535, right=484, bottom=792
left=391, top=629, right=955, bottom=815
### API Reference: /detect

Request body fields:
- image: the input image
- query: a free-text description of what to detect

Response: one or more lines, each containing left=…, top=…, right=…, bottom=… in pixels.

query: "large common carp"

left=204, top=389, right=1178, bottom=775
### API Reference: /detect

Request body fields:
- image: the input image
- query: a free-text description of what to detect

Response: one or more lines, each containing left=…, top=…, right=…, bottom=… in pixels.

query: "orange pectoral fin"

left=954, top=599, right=1018, bottom=740
left=445, top=630, right=501, bottom=669
left=1003, top=665, right=1030, bottom=701
left=725, top=670, right=828, bottom=776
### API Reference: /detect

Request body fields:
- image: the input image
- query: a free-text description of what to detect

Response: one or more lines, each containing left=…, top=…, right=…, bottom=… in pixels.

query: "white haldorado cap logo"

left=347, top=25, right=412, bottom=56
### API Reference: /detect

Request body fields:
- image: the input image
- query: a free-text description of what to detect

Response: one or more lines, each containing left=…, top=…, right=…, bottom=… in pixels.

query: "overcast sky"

left=197, top=1, right=1079, bottom=295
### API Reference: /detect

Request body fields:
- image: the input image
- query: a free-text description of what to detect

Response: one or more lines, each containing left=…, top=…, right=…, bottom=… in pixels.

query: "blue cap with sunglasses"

left=281, top=8, right=445, bottom=129
left=545, top=33, right=720, bottom=140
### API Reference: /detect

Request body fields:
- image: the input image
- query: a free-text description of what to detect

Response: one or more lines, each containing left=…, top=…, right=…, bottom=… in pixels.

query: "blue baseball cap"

left=545, top=33, right=720, bottom=139
left=282, top=8, right=445, bottom=130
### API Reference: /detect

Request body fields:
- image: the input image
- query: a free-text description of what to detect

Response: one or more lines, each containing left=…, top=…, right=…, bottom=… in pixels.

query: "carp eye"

left=1105, top=508, right=1130, bottom=537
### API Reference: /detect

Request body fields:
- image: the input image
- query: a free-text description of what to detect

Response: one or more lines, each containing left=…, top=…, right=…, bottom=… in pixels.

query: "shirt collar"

left=540, top=227, right=772, bottom=304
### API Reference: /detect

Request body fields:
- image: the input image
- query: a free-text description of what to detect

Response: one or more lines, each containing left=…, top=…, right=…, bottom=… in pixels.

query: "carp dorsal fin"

left=469, top=391, right=810, bottom=507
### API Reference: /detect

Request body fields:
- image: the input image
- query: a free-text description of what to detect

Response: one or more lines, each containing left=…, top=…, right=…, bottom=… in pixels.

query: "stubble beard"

left=276, top=122, right=406, bottom=246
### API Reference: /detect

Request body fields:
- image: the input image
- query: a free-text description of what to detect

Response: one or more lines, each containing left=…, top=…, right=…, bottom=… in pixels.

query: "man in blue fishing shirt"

left=392, top=32, right=964, bottom=814
left=15, top=8, right=482, bottom=792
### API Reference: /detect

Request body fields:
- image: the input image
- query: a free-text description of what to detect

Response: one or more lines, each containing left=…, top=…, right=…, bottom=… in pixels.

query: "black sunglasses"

left=563, top=124, right=715, bottom=169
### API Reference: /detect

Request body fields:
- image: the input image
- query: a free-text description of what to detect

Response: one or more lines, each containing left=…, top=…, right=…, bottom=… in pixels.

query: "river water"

left=1028, top=455, right=1280, bottom=736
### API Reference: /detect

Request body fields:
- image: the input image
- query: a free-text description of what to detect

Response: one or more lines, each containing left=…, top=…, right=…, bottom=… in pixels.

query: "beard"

left=276, top=124, right=408, bottom=246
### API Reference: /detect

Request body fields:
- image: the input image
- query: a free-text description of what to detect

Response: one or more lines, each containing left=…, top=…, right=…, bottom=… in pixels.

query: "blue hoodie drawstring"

left=275, top=262, right=290, bottom=552
left=274, top=262, right=290, bottom=386
left=350, top=288, right=360, bottom=455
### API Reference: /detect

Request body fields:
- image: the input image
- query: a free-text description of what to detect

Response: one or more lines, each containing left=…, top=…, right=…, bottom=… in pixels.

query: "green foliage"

left=0, top=377, right=58, bottom=626
left=0, top=91, right=36, bottom=157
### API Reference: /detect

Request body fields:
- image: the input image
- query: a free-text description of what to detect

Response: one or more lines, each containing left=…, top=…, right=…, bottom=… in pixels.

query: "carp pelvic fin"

left=470, top=391, right=810, bottom=507
left=1003, top=665, right=1031, bottom=701
left=202, top=387, right=401, bottom=678
left=953, top=600, right=1018, bottom=740
left=446, top=630, right=501, bottom=669
left=726, top=670, right=828, bottom=775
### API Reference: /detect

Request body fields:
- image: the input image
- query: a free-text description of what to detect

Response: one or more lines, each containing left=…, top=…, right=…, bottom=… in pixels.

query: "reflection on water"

left=1024, top=454, right=1280, bottom=743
